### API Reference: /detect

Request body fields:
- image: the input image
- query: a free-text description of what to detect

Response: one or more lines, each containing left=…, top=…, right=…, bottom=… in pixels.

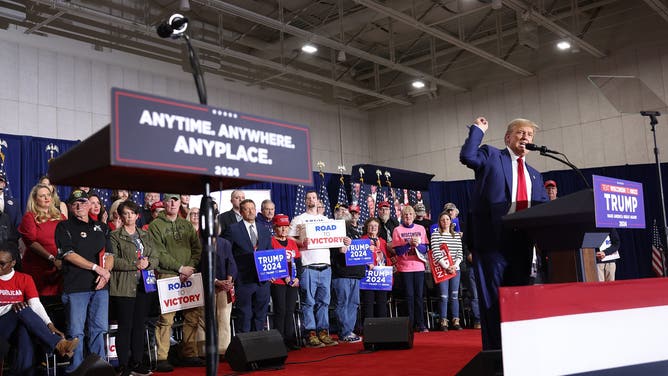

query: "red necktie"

left=516, top=157, right=528, bottom=211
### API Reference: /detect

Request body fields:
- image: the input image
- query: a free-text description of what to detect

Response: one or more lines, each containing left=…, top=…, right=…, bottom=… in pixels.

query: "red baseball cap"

left=378, top=201, right=391, bottom=208
left=349, top=205, right=360, bottom=213
left=544, top=180, right=557, bottom=188
left=150, top=201, right=164, bottom=212
left=273, top=214, right=290, bottom=227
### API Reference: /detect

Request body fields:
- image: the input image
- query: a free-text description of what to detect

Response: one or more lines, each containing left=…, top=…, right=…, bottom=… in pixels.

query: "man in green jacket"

left=149, top=194, right=203, bottom=372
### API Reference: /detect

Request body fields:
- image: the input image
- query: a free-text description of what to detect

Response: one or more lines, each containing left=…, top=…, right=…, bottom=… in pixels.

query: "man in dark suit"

left=0, top=171, right=20, bottom=228
left=460, top=117, right=548, bottom=350
left=217, top=190, right=244, bottom=236
left=223, top=199, right=272, bottom=333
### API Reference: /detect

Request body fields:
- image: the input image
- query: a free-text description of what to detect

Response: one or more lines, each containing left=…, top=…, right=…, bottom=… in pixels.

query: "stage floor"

left=162, top=329, right=482, bottom=376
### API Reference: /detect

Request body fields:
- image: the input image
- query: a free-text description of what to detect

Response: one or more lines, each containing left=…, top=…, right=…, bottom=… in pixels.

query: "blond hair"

left=26, top=184, right=62, bottom=223
left=505, top=118, right=539, bottom=136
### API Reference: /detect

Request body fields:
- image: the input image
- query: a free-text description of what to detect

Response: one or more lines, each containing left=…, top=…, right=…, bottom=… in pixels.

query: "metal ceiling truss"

left=0, top=0, right=647, bottom=110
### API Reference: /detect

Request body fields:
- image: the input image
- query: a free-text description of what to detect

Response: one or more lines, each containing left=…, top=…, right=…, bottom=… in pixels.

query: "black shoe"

left=115, top=365, right=132, bottom=376
left=155, top=360, right=173, bottom=372
left=178, top=357, right=205, bottom=367
left=131, top=363, right=152, bottom=376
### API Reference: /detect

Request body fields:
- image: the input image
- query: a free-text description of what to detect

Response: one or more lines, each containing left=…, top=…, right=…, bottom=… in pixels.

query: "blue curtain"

left=0, top=133, right=79, bottom=211
left=0, top=134, right=24, bottom=208
left=21, top=136, right=79, bottom=210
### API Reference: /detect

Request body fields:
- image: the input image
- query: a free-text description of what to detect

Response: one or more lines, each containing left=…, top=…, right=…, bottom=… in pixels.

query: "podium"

left=502, top=189, right=601, bottom=283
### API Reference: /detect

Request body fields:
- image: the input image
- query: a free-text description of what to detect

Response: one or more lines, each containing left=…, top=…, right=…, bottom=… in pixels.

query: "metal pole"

left=645, top=111, right=668, bottom=277
left=200, top=182, right=218, bottom=376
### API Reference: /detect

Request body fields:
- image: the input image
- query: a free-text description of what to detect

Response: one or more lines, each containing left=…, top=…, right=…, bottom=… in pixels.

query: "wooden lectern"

left=502, top=189, right=601, bottom=283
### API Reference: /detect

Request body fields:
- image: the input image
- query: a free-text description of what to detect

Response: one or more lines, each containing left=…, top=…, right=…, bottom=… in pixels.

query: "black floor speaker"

left=225, top=329, right=287, bottom=371
left=363, top=317, right=414, bottom=351
left=70, top=354, right=116, bottom=376
left=456, top=350, right=503, bottom=376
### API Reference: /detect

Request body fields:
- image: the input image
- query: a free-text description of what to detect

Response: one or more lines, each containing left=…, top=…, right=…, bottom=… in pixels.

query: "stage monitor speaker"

left=70, top=354, right=116, bottom=376
left=456, top=350, right=503, bottom=376
left=363, top=317, right=414, bottom=351
left=225, top=329, right=287, bottom=371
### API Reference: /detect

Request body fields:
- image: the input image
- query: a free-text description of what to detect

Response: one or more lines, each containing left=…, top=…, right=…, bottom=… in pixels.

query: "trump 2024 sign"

left=592, top=175, right=645, bottom=229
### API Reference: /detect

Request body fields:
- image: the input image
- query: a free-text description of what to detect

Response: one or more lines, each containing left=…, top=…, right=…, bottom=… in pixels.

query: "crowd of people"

left=0, top=175, right=488, bottom=375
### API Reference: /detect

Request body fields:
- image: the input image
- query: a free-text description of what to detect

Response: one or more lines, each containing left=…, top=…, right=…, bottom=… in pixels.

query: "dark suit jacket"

left=223, top=220, right=272, bottom=284
left=199, top=237, right=238, bottom=281
left=217, top=210, right=240, bottom=236
left=2, top=193, right=20, bottom=229
left=460, top=125, right=548, bottom=253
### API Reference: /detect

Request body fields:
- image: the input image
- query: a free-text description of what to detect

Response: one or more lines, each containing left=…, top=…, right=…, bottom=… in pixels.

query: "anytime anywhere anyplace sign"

left=111, top=88, right=312, bottom=185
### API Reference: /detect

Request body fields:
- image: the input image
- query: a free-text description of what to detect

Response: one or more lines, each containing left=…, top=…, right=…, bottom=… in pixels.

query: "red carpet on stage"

left=161, top=330, right=482, bottom=376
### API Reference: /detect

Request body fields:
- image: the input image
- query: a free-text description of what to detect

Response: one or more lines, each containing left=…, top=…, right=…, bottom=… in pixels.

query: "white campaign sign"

left=305, top=219, right=346, bottom=249
left=157, top=272, right=205, bottom=314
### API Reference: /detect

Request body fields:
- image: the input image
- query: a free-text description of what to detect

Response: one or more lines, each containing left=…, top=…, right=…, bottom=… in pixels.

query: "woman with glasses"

left=110, top=200, right=157, bottom=376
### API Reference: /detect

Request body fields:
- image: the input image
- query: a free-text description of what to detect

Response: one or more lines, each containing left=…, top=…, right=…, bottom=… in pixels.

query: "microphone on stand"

left=525, top=143, right=559, bottom=154
left=527, top=143, right=591, bottom=188
left=157, top=14, right=189, bottom=38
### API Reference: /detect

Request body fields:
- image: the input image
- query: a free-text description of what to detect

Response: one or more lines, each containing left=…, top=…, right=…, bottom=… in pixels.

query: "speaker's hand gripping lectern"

left=502, top=189, right=600, bottom=283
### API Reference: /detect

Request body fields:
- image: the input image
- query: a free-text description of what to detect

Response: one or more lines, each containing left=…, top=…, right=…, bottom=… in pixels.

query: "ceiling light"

left=412, top=80, right=426, bottom=89
left=179, top=0, right=191, bottom=11
left=556, top=40, right=571, bottom=50
left=301, top=44, right=318, bottom=54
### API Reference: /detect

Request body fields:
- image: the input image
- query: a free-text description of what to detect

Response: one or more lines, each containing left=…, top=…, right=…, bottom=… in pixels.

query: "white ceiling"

left=2, top=0, right=667, bottom=110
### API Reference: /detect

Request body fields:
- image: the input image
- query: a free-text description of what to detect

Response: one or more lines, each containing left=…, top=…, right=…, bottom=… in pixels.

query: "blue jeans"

left=331, top=278, right=360, bottom=337
left=300, top=267, right=331, bottom=332
left=438, top=271, right=461, bottom=320
left=399, top=271, right=425, bottom=330
left=467, top=266, right=481, bottom=322
left=62, top=290, right=109, bottom=373
left=0, top=307, right=62, bottom=376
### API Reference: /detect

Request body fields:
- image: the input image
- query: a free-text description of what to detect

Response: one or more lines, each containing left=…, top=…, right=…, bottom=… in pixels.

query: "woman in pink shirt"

left=392, top=205, right=429, bottom=332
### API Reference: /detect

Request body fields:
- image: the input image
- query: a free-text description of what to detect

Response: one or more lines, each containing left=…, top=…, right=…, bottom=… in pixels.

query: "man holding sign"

left=223, top=199, right=272, bottom=333
left=149, top=194, right=203, bottom=372
left=288, top=191, right=339, bottom=348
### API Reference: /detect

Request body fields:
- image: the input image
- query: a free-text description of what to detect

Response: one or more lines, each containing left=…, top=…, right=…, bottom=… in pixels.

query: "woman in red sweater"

left=18, top=184, right=66, bottom=303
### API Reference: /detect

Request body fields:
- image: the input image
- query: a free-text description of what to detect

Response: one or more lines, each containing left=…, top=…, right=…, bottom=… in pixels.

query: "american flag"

left=336, top=176, right=348, bottom=208
left=131, top=191, right=142, bottom=205
left=358, top=182, right=370, bottom=224
left=318, top=173, right=332, bottom=219
left=374, top=175, right=384, bottom=218
left=651, top=219, right=666, bottom=277
left=293, top=185, right=306, bottom=218
left=408, top=189, right=418, bottom=206
left=390, top=187, right=401, bottom=219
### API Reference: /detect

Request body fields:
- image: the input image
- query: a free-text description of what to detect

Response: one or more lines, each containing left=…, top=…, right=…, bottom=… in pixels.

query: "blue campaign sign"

left=345, top=239, right=374, bottom=266
left=254, top=248, right=289, bottom=282
left=110, top=88, right=312, bottom=185
left=592, top=175, right=645, bottom=229
left=359, top=266, right=393, bottom=291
